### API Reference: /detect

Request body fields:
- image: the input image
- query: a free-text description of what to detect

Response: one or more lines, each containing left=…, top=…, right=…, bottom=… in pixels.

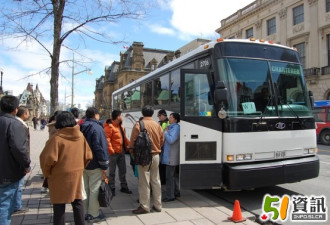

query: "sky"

left=0, top=0, right=255, bottom=110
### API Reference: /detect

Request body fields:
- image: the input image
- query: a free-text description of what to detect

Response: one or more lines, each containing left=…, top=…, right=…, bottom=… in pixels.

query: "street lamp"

left=0, top=67, right=3, bottom=95
left=71, top=54, right=92, bottom=107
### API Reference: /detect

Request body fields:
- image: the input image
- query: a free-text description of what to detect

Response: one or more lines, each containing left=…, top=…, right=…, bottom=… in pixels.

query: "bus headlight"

left=304, top=148, right=318, bottom=154
left=236, top=153, right=252, bottom=161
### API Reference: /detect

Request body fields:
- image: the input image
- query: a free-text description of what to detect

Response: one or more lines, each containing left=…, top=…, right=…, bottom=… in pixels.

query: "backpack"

left=134, top=120, right=152, bottom=166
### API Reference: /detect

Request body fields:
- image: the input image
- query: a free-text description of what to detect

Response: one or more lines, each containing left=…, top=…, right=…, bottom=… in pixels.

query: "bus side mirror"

left=309, top=90, right=314, bottom=109
left=214, top=81, right=228, bottom=105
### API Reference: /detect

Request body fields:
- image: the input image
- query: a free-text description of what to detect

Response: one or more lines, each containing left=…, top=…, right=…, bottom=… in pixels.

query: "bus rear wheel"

left=320, top=130, right=330, bottom=145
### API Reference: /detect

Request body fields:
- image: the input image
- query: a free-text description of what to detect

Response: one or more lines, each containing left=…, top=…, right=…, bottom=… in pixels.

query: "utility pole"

left=71, top=53, right=92, bottom=107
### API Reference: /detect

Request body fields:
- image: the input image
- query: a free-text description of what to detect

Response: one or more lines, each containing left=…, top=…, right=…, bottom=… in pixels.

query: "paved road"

left=200, top=144, right=330, bottom=225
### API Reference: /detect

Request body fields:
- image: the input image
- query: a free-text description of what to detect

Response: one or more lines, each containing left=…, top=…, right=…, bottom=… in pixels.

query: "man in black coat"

left=0, top=95, right=31, bottom=225
left=13, top=106, right=31, bottom=214
left=80, top=107, right=109, bottom=222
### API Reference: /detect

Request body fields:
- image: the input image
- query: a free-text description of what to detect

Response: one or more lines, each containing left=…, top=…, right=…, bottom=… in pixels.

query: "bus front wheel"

left=320, top=130, right=330, bottom=145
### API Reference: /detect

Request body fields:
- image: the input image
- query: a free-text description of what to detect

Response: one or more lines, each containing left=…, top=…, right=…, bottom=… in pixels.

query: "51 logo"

left=260, top=194, right=290, bottom=223
left=260, top=194, right=328, bottom=223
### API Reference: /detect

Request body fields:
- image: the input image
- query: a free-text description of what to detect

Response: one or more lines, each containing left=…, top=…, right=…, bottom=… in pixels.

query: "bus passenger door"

left=179, top=69, right=223, bottom=189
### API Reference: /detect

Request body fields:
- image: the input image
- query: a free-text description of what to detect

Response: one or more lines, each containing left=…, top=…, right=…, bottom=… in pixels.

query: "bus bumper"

left=223, top=155, right=319, bottom=190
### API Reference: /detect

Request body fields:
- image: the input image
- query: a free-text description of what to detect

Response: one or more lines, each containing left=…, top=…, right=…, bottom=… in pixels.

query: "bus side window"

left=141, top=82, right=152, bottom=107
left=154, top=74, right=169, bottom=106
left=113, top=95, right=118, bottom=110
left=131, top=87, right=141, bottom=109
left=184, top=73, right=213, bottom=117
left=171, top=69, right=181, bottom=103
left=121, top=92, right=127, bottom=110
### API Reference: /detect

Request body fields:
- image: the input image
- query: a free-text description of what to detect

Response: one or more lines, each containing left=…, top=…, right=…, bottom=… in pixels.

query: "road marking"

left=318, top=149, right=330, bottom=152
left=320, top=161, right=330, bottom=165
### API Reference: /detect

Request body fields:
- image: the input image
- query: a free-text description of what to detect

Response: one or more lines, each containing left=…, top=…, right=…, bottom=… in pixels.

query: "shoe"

left=152, top=206, right=161, bottom=212
left=88, top=214, right=105, bottom=223
left=132, top=206, right=149, bottom=214
left=120, top=187, right=132, bottom=194
left=162, top=198, right=175, bottom=202
left=85, top=214, right=93, bottom=221
left=12, top=207, right=29, bottom=214
left=40, top=187, right=48, bottom=193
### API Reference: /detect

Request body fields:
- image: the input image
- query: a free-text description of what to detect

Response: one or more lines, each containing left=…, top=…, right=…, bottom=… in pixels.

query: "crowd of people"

left=0, top=95, right=181, bottom=225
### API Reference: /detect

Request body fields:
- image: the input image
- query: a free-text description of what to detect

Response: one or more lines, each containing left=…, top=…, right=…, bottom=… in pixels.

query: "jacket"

left=16, top=116, right=30, bottom=158
left=159, top=119, right=170, bottom=131
left=0, top=112, right=31, bottom=185
left=80, top=118, right=109, bottom=170
left=40, top=125, right=92, bottom=204
left=161, top=123, right=180, bottom=166
left=129, top=117, right=164, bottom=155
left=103, top=120, right=130, bottom=155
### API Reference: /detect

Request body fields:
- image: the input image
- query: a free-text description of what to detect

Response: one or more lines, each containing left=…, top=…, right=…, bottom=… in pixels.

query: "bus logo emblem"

left=275, top=122, right=286, bottom=130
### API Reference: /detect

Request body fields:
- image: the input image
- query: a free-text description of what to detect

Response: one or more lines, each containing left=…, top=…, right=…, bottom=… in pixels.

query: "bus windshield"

left=217, top=58, right=312, bottom=117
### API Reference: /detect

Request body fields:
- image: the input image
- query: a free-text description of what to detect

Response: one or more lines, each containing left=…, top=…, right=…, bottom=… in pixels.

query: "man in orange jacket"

left=104, top=110, right=132, bottom=196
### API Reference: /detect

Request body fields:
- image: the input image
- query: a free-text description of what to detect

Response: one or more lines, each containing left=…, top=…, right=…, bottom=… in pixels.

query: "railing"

left=321, top=66, right=330, bottom=75
left=303, top=67, right=320, bottom=76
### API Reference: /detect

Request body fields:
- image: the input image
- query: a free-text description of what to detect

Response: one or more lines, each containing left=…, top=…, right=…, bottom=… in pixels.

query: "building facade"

left=19, top=83, right=48, bottom=119
left=216, top=0, right=330, bottom=100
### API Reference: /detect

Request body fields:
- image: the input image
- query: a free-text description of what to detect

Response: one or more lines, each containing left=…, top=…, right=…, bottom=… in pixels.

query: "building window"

left=327, top=0, right=330, bottom=12
left=267, top=17, right=276, bottom=35
left=294, top=42, right=306, bottom=68
left=293, top=4, right=304, bottom=25
left=246, top=28, right=253, bottom=38
left=328, top=34, right=330, bottom=66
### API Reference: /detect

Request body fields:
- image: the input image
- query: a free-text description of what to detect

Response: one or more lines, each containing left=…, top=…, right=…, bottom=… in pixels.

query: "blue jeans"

left=0, top=181, right=20, bottom=225
left=14, top=177, right=25, bottom=211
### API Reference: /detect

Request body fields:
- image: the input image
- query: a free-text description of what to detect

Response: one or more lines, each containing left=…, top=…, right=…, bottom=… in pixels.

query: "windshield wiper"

left=275, top=82, right=304, bottom=129
left=278, top=96, right=305, bottom=128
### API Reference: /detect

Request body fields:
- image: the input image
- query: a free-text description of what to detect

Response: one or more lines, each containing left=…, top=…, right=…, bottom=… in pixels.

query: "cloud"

left=148, top=24, right=176, bottom=36
left=164, top=0, right=255, bottom=40
left=156, top=0, right=171, bottom=10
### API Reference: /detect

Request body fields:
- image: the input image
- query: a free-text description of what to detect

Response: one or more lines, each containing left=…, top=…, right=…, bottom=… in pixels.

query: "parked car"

left=313, top=100, right=330, bottom=145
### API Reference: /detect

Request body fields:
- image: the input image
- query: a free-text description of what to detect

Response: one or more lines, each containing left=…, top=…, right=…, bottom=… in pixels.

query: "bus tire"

left=320, top=130, right=330, bottom=145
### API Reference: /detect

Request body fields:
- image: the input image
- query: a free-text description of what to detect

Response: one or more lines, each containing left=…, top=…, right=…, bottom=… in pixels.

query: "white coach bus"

left=112, top=39, right=319, bottom=190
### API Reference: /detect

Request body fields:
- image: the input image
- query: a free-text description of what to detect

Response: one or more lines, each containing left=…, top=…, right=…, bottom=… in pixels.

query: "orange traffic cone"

left=228, top=200, right=246, bottom=223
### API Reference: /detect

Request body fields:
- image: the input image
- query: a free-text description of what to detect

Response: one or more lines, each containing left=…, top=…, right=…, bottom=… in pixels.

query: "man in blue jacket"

left=0, top=95, right=31, bottom=225
left=80, top=107, right=109, bottom=223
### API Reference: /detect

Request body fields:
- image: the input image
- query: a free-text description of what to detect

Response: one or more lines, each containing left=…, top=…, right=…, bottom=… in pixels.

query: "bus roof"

left=112, top=39, right=296, bottom=96
left=314, top=100, right=330, bottom=108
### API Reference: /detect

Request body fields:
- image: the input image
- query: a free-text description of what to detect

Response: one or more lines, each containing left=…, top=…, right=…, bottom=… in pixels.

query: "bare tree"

left=0, top=0, right=149, bottom=113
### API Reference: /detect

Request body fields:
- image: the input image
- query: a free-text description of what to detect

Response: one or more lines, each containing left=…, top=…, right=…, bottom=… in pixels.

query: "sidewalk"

left=11, top=127, right=259, bottom=225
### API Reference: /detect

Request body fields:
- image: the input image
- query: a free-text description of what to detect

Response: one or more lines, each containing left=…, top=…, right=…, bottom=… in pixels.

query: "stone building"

left=95, top=42, right=174, bottom=116
left=216, top=0, right=330, bottom=100
left=19, top=83, right=48, bottom=119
